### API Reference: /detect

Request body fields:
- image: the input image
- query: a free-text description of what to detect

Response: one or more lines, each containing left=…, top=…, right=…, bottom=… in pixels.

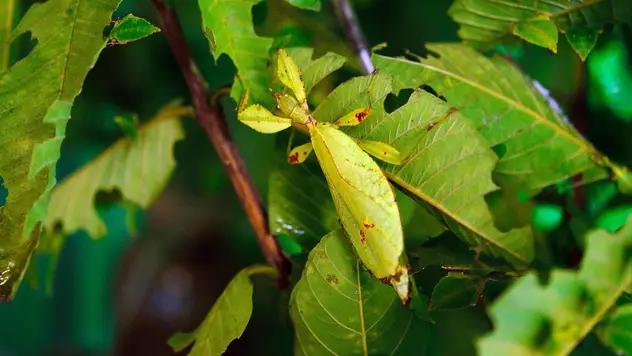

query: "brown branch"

left=151, top=0, right=290, bottom=288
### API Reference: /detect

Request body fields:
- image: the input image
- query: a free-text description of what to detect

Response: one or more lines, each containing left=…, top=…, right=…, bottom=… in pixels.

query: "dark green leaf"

left=478, top=217, right=632, bottom=355
left=109, top=14, right=160, bottom=45
left=512, top=15, right=558, bottom=53
left=0, top=0, right=122, bottom=301
left=429, top=274, right=479, bottom=311
left=114, top=113, right=139, bottom=139
left=432, top=307, right=492, bottom=356
left=565, top=27, right=601, bottom=61
left=169, top=265, right=273, bottom=355
left=291, top=230, right=437, bottom=355
left=600, top=305, right=632, bottom=355
left=283, top=0, right=320, bottom=11
left=43, top=103, right=190, bottom=238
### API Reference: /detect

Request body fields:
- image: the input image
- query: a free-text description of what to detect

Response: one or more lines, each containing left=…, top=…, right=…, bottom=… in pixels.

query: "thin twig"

left=150, top=0, right=290, bottom=288
left=330, top=0, right=374, bottom=74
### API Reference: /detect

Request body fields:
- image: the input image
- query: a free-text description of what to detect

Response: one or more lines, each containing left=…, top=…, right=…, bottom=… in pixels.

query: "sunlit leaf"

left=373, top=44, right=624, bottom=195
left=478, top=217, right=632, bottom=355
left=429, top=274, right=479, bottom=311
left=448, top=0, right=632, bottom=58
left=43, top=103, right=190, bottom=238
left=316, top=75, right=533, bottom=267
left=169, top=265, right=274, bottom=355
left=108, top=14, right=160, bottom=45
left=290, top=230, right=437, bottom=356
left=278, top=48, right=307, bottom=103
left=284, top=48, right=346, bottom=96
left=0, top=0, right=121, bottom=301
left=512, top=15, right=558, bottom=53
left=0, top=0, right=19, bottom=72
left=287, top=142, right=313, bottom=164
left=198, top=0, right=274, bottom=107
left=238, top=104, right=292, bottom=134
left=599, top=304, right=632, bottom=355
left=357, top=140, right=405, bottom=165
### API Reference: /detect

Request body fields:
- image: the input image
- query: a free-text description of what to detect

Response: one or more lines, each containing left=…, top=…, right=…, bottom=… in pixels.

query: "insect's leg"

left=287, top=142, right=314, bottom=165
left=358, top=140, right=406, bottom=165
left=335, top=107, right=372, bottom=127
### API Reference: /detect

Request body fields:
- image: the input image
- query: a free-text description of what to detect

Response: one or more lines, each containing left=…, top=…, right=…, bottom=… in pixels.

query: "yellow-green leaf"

left=169, top=265, right=273, bottom=355
left=0, top=0, right=122, bottom=301
left=512, top=15, right=558, bottom=53
left=283, top=48, right=345, bottom=95
left=0, top=0, right=18, bottom=72
left=43, top=103, right=190, bottom=238
left=238, top=104, right=292, bottom=134
left=335, top=107, right=371, bottom=127
left=309, top=123, right=409, bottom=302
left=277, top=48, right=307, bottom=103
left=357, top=140, right=405, bottom=165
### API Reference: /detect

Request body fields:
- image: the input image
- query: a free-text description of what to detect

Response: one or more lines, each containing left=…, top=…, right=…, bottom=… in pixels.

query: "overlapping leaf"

left=373, top=44, right=625, bottom=194
left=169, top=265, right=274, bottom=356
left=0, top=0, right=121, bottom=300
left=291, top=230, right=436, bottom=356
left=43, top=103, right=190, bottom=238
left=314, top=73, right=533, bottom=267
left=283, top=48, right=346, bottom=95
left=198, top=0, right=274, bottom=107
left=479, top=217, right=632, bottom=355
left=449, top=0, right=632, bottom=58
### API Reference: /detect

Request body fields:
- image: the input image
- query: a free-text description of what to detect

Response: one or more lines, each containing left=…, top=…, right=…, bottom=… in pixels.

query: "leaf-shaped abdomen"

left=309, top=124, right=404, bottom=279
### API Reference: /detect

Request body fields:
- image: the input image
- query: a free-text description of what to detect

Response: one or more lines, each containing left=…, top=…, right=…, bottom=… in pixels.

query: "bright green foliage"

left=449, top=0, right=632, bottom=59
left=198, top=0, right=274, bottom=107
left=512, top=15, right=558, bottom=53
left=290, top=230, right=436, bottom=356
left=588, top=39, right=632, bottom=121
left=283, top=48, right=346, bottom=95
left=316, top=73, right=533, bottom=267
left=478, top=217, right=632, bottom=355
left=108, top=14, right=160, bottom=45
left=373, top=44, right=626, bottom=195
left=169, top=265, right=274, bottom=355
left=599, top=304, right=632, bottom=354
left=43, top=103, right=190, bottom=238
left=284, top=0, right=321, bottom=11
left=0, top=0, right=18, bottom=72
left=0, top=0, right=121, bottom=301
left=429, top=274, right=479, bottom=311
left=565, top=27, right=601, bottom=62
left=268, top=163, right=339, bottom=252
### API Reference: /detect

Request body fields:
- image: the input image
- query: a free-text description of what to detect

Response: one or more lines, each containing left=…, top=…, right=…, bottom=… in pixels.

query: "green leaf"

left=478, top=217, right=632, bottom=355
left=114, top=113, right=139, bottom=139
left=316, top=74, right=533, bottom=267
left=449, top=0, right=632, bottom=53
left=600, top=305, right=632, bottom=354
left=169, top=265, right=274, bottom=355
left=283, top=0, right=321, bottom=11
left=43, top=103, right=190, bottom=238
left=281, top=47, right=346, bottom=95
left=0, top=0, right=122, bottom=301
left=512, top=15, right=558, bottom=53
left=429, top=274, right=479, bottom=311
left=373, top=44, right=620, bottom=195
left=268, top=161, right=339, bottom=252
left=198, top=0, right=274, bottom=107
left=565, top=27, right=602, bottom=61
left=108, top=14, right=160, bottom=45
left=290, top=229, right=437, bottom=355
left=0, top=0, right=19, bottom=72
left=432, top=308, right=492, bottom=356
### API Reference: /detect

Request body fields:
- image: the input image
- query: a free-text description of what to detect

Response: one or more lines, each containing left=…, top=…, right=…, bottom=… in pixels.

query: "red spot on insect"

left=355, top=111, right=369, bottom=123
left=383, top=152, right=388, bottom=155
left=288, top=152, right=299, bottom=164
left=363, top=222, right=375, bottom=229
left=360, top=229, right=366, bottom=243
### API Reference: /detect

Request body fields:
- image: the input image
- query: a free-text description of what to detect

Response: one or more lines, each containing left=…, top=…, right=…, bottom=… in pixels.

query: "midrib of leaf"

left=385, top=172, right=526, bottom=264
left=388, top=56, right=595, bottom=156
left=559, top=272, right=632, bottom=356
left=356, top=261, right=368, bottom=356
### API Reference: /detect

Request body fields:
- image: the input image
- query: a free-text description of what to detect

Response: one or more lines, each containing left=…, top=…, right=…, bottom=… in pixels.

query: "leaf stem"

left=330, top=0, right=374, bottom=75
left=150, top=0, right=291, bottom=289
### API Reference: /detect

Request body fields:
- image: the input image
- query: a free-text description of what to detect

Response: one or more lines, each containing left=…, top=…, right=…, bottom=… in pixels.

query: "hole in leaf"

left=384, top=88, right=414, bottom=113
left=492, top=143, right=507, bottom=159
left=8, top=31, right=38, bottom=69
left=0, top=176, right=7, bottom=207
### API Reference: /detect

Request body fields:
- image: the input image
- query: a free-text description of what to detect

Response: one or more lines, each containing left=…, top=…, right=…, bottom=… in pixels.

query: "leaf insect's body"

left=238, top=49, right=410, bottom=303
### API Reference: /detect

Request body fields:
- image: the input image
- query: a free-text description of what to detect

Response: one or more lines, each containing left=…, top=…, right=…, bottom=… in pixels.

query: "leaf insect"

left=237, top=48, right=411, bottom=304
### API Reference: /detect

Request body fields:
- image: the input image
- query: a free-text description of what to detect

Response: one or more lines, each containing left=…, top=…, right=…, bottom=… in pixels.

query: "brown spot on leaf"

left=427, top=107, right=458, bottom=131
left=360, top=229, right=366, bottom=243
left=355, top=110, right=369, bottom=123
left=288, top=152, right=299, bottom=164
left=326, top=274, right=340, bottom=284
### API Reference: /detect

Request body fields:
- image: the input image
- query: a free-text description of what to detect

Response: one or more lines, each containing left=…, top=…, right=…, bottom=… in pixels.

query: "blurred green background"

left=1, top=0, right=631, bottom=355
